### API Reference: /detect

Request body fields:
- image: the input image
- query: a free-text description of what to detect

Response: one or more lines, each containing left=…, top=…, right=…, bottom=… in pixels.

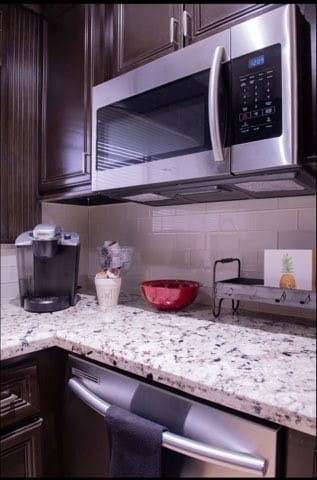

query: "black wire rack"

left=212, top=258, right=316, bottom=318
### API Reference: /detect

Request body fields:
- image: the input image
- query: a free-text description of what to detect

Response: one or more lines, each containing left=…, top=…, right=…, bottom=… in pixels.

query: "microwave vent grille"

left=122, top=193, right=171, bottom=202
left=233, top=180, right=306, bottom=193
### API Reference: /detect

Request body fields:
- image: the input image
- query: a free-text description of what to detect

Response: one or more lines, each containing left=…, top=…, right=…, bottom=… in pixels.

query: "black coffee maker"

left=15, top=224, right=80, bottom=313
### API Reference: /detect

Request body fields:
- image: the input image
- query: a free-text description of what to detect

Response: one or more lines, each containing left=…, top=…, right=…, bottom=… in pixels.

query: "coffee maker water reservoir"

left=15, top=224, right=80, bottom=313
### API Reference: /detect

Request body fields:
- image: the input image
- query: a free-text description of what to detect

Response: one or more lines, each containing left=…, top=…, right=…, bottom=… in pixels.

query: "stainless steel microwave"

left=91, top=4, right=315, bottom=206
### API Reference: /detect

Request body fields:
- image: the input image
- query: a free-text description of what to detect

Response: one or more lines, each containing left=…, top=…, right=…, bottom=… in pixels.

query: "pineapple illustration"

left=279, top=253, right=297, bottom=289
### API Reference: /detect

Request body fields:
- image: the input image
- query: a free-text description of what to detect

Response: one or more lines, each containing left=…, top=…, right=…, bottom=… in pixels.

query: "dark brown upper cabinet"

left=40, top=4, right=109, bottom=196
left=0, top=7, right=3, bottom=66
left=112, top=4, right=183, bottom=76
left=40, top=5, right=91, bottom=194
left=184, top=4, right=267, bottom=45
left=112, top=3, right=268, bottom=77
left=0, top=4, right=42, bottom=243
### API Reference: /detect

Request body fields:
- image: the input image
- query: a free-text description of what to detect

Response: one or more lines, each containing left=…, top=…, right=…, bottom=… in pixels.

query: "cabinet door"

left=113, top=4, right=183, bottom=76
left=40, top=5, right=91, bottom=193
left=184, top=4, right=267, bottom=44
left=1, top=364, right=40, bottom=430
left=0, top=5, right=42, bottom=243
left=0, top=418, right=43, bottom=477
left=0, top=7, right=3, bottom=66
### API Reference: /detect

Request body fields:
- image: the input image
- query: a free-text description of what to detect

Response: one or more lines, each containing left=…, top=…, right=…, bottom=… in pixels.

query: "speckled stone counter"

left=1, top=294, right=316, bottom=437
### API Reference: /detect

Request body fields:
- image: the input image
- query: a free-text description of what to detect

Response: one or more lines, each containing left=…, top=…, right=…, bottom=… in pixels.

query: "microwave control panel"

left=231, top=44, right=282, bottom=145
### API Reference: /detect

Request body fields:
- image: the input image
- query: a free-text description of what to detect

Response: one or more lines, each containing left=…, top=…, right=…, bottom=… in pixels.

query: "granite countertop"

left=1, top=294, right=316, bottom=437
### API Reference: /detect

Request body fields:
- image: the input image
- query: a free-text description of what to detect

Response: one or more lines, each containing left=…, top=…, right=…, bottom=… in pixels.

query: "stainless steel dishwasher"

left=63, top=354, right=283, bottom=477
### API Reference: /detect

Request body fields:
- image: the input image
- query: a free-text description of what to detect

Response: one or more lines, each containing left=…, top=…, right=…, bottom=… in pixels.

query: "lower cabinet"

left=0, top=348, right=67, bottom=477
left=285, top=428, right=317, bottom=478
left=0, top=419, right=43, bottom=477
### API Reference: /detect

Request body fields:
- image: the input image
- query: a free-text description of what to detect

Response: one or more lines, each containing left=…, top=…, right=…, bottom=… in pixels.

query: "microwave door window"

left=95, top=69, right=229, bottom=171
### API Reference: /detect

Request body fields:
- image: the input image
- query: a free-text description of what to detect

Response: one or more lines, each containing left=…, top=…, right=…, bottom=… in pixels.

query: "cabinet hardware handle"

left=0, top=393, right=19, bottom=409
left=169, top=17, right=179, bottom=48
left=183, top=10, right=191, bottom=41
left=68, top=377, right=267, bottom=476
left=209, top=46, right=225, bottom=162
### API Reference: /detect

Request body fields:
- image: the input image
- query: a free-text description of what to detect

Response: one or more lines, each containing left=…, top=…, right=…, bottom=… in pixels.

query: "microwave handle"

left=209, top=46, right=225, bottom=162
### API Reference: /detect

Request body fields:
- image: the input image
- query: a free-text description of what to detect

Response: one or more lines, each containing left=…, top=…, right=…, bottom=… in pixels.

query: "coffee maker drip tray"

left=24, top=296, right=70, bottom=313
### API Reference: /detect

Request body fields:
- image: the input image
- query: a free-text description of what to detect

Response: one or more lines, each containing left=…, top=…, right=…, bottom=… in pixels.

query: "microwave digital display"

left=248, top=55, right=265, bottom=69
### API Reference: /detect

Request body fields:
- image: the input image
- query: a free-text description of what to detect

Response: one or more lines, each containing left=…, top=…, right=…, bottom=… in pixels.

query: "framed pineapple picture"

left=264, top=249, right=316, bottom=291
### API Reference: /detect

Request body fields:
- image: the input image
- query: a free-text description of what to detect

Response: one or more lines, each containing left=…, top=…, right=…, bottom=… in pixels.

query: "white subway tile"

left=255, top=210, right=297, bottom=231
left=298, top=208, right=317, bottom=230
left=42, top=203, right=89, bottom=241
left=238, top=251, right=259, bottom=272
left=278, top=195, right=316, bottom=209
left=207, top=232, right=239, bottom=258
left=205, top=200, right=239, bottom=212
left=150, top=233, right=176, bottom=251
left=144, top=247, right=189, bottom=269
left=238, top=198, right=278, bottom=211
left=257, top=251, right=265, bottom=270
left=0, top=246, right=17, bottom=267
left=173, top=203, right=207, bottom=215
left=41, top=201, right=65, bottom=223
left=0, top=282, right=19, bottom=300
left=126, top=202, right=150, bottom=219
left=0, top=244, right=16, bottom=253
left=175, top=233, right=205, bottom=250
left=1, top=265, right=18, bottom=283
left=161, top=215, right=189, bottom=232
left=137, top=217, right=159, bottom=235
left=278, top=230, right=316, bottom=249
left=149, top=265, right=198, bottom=281
left=189, top=250, right=212, bottom=268
left=239, top=231, right=277, bottom=251
left=220, top=212, right=256, bottom=231
left=152, top=206, right=176, bottom=217
left=170, top=250, right=191, bottom=268
left=202, top=213, right=220, bottom=231
left=78, top=245, right=88, bottom=275
left=88, top=249, right=100, bottom=276
left=187, top=214, right=205, bottom=232
left=133, top=233, right=152, bottom=256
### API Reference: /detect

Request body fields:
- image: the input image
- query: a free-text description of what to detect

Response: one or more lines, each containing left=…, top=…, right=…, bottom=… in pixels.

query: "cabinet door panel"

left=0, top=418, right=43, bottom=477
left=113, top=4, right=182, bottom=76
left=186, top=4, right=266, bottom=43
left=1, top=364, right=40, bottom=430
left=0, top=5, right=42, bottom=242
left=40, top=5, right=91, bottom=193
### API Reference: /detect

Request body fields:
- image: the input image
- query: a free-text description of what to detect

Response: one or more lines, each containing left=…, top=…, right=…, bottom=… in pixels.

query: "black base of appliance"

left=23, top=296, right=71, bottom=313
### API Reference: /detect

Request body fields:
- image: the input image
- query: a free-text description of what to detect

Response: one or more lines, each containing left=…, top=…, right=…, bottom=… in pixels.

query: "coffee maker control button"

left=64, top=234, right=71, bottom=240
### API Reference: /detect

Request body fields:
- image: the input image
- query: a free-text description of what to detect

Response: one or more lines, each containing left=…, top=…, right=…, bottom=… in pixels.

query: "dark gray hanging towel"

left=105, top=405, right=167, bottom=477
left=130, top=383, right=191, bottom=476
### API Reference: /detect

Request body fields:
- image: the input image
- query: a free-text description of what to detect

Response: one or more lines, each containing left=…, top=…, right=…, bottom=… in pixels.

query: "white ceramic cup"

left=95, top=277, right=122, bottom=308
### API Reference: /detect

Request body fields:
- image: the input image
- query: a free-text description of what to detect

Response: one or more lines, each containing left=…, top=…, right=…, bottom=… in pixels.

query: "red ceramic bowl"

left=140, top=279, right=201, bottom=311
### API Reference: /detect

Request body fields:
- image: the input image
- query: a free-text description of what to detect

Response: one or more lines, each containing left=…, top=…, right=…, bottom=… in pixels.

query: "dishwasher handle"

left=68, top=377, right=267, bottom=476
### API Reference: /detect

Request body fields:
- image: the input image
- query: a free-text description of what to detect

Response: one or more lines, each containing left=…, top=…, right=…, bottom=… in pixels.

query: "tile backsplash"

left=1, top=244, right=19, bottom=300
left=2, top=195, right=316, bottom=317
left=44, top=195, right=316, bottom=309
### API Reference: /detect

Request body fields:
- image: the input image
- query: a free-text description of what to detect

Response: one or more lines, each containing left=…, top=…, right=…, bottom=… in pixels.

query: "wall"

left=42, top=195, right=316, bottom=316
left=0, top=244, right=19, bottom=300
left=2, top=195, right=315, bottom=317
